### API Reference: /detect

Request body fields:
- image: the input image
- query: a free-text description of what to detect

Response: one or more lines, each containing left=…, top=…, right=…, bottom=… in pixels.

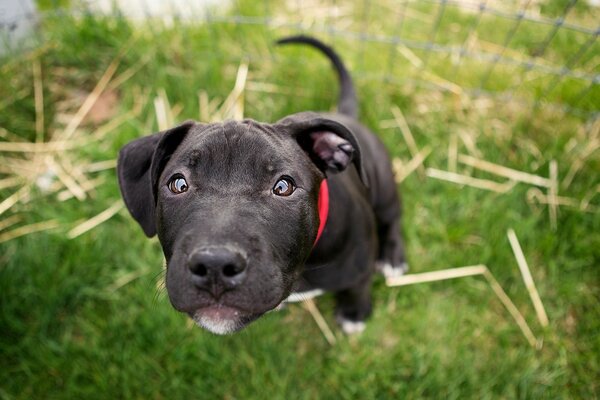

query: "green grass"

left=1, top=1, right=599, bottom=398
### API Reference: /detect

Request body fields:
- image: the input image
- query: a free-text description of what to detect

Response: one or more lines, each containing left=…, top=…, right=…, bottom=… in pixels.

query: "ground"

left=0, top=1, right=598, bottom=398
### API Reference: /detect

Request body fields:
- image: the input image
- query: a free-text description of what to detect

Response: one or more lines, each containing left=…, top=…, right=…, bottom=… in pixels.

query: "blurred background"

left=0, top=0, right=598, bottom=398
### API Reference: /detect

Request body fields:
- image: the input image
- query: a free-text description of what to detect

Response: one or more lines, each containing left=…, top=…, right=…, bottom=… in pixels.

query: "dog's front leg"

left=334, top=276, right=372, bottom=334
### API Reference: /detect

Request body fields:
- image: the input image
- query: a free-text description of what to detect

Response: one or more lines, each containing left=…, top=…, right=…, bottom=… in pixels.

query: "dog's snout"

left=187, top=247, right=248, bottom=297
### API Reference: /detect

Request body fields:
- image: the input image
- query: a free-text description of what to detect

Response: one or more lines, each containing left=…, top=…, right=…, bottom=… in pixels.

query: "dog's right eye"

left=273, top=176, right=295, bottom=196
left=167, top=175, right=188, bottom=194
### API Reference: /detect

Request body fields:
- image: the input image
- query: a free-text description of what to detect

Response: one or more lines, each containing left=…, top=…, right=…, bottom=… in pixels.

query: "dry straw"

left=386, top=265, right=539, bottom=347
left=390, top=106, right=425, bottom=177
left=67, top=201, right=124, bottom=239
left=507, top=229, right=549, bottom=327
left=548, top=160, right=558, bottom=231
left=426, top=168, right=516, bottom=193
left=458, top=154, right=551, bottom=188
left=393, top=147, right=431, bottom=183
left=302, top=298, right=337, bottom=346
left=0, top=39, right=144, bottom=244
left=0, top=220, right=60, bottom=244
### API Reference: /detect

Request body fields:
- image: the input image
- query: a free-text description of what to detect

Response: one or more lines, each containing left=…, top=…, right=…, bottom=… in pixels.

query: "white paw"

left=337, top=317, right=366, bottom=335
left=377, top=261, right=409, bottom=280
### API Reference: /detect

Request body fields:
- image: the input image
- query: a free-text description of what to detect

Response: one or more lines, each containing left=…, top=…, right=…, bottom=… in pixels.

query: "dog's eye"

left=168, top=175, right=188, bottom=194
left=273, top=177, right=295, bottom=196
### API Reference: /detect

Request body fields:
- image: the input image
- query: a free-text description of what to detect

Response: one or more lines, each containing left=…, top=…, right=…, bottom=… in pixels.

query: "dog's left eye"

left=168, top=175, right=188, bottom=194
left=273, top=177, right=295, bottom=196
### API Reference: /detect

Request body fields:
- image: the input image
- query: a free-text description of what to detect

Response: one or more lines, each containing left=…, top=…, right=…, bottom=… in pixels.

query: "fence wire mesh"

left=2, top=0, right=599, bottom=119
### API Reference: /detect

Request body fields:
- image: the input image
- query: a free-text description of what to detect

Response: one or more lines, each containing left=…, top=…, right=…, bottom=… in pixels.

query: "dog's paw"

left=336, top=316, right=366, bottom=335
left=377, top=261, right=409, bottom=280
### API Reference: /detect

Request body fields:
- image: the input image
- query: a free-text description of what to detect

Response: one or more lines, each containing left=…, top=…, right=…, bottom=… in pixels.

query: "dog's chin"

left=190, top=305, right=260, bottom=335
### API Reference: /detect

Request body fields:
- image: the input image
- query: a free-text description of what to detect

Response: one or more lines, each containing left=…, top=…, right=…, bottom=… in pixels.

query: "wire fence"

left=2, top=0, right=599, bottom=119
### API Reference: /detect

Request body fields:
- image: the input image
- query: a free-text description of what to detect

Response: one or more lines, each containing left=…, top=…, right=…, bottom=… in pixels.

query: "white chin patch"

left=192, top=311, right=241, bottom=335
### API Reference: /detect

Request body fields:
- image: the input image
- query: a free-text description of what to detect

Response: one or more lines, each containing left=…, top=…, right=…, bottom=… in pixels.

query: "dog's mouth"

left=189, top=305, right=262, bottom=335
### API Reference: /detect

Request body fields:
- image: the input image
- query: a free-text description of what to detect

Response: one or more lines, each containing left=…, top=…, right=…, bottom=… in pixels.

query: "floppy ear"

left=276, top=112, right=368, bottom=186
left=117, top=121, right=194, bottom=237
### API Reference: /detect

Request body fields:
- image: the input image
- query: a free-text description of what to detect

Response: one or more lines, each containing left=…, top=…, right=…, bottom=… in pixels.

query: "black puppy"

left=117, top=36, right=407, bottom=335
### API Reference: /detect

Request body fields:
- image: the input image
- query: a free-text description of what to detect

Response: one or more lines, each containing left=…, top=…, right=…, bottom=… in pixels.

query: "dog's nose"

left=187, top=247, right=247, bottom=297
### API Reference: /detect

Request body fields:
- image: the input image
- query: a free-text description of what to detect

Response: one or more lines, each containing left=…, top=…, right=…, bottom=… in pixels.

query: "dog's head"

left=117, top=112, right=366, bottom=334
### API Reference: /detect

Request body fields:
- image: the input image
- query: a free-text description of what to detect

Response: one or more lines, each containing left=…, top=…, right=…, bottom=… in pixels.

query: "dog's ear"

left=276, top=112, right=368, bottom=186
left=117, top=121, right=194, bottom=237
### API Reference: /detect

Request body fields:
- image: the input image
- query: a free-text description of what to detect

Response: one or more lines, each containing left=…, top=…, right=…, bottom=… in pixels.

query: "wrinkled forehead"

left=169, top=120, right=299, bottom=180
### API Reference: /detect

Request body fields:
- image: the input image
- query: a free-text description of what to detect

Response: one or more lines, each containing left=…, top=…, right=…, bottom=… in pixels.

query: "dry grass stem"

left=516, top=138, right=544, bottom=161
left=394, top=42, right=462, bottom=93
left=507, top=229, right=549, bottom=327
left=154, top=88, right=174, bottom=131
left=108, top=51, right=154, bottom=90
left=581, top=185, right=600, bottom=210
left=82, top=160, right=117, bottom=173
left=57, top=176, right=106, bottom=202
left=59, top=155, right=95, bottom=190
left=217, top=62, right=248, bottom=120
left=526, top=188, right=598, bottom=213
left=0, top=42, right=53, bottom=76
left=0, top=127, right=24, bottom=142
left=199, top=91, right=210, bottom=122
left=548, top=160, right=558, bottom=230
left=0, top=177, right=22, bottom=190
left=391, top=106, right=424, bottom=176
left=107, top=270, right=148, bottom=292
left=562, top=137, right=599, bottom=188
left=458, top=154, right=552, bottom=187
left=93, top=109, right=140, bottom=140
left=481, top=269, right=539, bottom=348
left=171, top=103, right=184, bottom=121
left=396, top=45, right=423, bottom=70
left=45, top=157, right=86, bottom=201
left=0, top=187, right=30, bottom=216
left=33, top=59, right=44, bottom=143
left=0, top=215, right=22, bottom=231
left=0, top=220, right=60, bottom=244
left=457, top=130, right=482, bottom=158
left=301, top=299, right=337, bottom=346
left=426, top=168, right=516, bottom=193
left=561, top=159, right=582, bottom=189
left=67, top=201, right=124, bottom=239
left=479, top=39, right=554, bottom=68
left=386, top=265, right=538, bottom=347
left=394, top=147, right=431, bottom=183
left=448, top=134, right=458, bottom=172
left=0, top=140, right=87, bottom=153
left=386, top=265, right=488, bottom=286
left=58, top=56, right=122, bottom=141
left=1, top=156, right=40, bottom=174
left=422, top=71, right=463, bottom=95
left=379, top=119, right=399, bottom=129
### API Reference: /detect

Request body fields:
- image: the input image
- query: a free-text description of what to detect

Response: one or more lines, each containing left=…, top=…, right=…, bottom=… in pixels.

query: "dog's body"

left=117, top=36, right=407, bottom=335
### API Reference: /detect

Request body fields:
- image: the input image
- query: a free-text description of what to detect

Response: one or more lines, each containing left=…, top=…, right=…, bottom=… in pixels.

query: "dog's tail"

left=276, top=35, right=358, bottom=119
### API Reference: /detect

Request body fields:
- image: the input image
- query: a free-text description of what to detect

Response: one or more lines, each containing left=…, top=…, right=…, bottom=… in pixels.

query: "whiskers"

left=151, top=266, right=167, bottom=305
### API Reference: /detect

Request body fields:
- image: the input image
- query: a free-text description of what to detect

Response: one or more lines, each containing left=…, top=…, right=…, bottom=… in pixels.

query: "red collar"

left=314, top=179, right=329, bottom=246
